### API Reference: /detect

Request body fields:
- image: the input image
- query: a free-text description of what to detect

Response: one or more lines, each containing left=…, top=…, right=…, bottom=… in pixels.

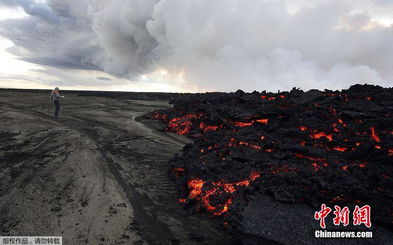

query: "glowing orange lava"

left=167, top=114, right=202, bottom=135
left=255, top=118, right=269, bottom=124
left=370, top=126, right=381, bottom=142
left=310, top=131, right=333, bottom=141
left=333, top=147, right=348, bottom=152
left=229, top=138, right=261, bottom=150
left=185, top=171, right=261, bottom=216
left=233, top=121, right=253, bottom=127
left=199, top=122, right=219, bottom=133
left=294, top=153, right=325, bottom=162
left=188, top=179, right=204, bottom=199
left=299, top=126, right=308, bottom=131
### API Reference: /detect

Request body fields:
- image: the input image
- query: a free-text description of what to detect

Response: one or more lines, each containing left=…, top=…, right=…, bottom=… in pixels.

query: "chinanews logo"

left=313, top=204, right=373, bottom=239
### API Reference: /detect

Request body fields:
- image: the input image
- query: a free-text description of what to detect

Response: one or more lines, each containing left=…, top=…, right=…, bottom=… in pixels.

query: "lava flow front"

left=145, top=84, right=393, bottom=230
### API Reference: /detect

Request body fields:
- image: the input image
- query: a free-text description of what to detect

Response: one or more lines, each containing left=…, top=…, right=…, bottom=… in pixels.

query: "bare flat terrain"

left=0, top=90, right=234, bottom=245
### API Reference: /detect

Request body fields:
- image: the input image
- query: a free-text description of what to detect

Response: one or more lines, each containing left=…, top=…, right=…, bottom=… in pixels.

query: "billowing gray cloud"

left=0, top=0, right=392, bottom=91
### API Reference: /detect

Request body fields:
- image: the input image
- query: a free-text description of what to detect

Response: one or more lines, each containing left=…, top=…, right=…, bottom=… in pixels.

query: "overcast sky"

left=0, top=0, right=392, bottom=92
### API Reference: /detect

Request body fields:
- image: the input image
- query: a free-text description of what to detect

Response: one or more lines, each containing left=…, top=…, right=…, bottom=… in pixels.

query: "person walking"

left=50, top=87, right=64, bottom=118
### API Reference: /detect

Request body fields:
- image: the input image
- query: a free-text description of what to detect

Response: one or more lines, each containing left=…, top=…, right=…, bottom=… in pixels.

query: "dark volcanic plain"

left=0, top=89, right=235, bottom=245
left=1, top=87, right=393, bottom=245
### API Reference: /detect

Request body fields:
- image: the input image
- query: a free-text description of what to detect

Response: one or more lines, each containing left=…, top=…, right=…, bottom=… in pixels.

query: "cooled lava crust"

left=145, top=84, right=393, bottom=230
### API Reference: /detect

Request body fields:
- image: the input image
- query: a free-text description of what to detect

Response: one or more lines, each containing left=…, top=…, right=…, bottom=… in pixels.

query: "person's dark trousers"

left=53, top=100, right=60, bottom=118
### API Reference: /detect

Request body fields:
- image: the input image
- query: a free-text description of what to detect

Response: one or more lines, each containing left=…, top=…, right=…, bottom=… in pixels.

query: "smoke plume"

left=0, top=0, right=392, bottom=91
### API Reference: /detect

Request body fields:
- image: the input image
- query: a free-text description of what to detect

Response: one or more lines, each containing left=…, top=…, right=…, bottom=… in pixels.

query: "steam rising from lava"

left=1, top=0, right=393, bottom=91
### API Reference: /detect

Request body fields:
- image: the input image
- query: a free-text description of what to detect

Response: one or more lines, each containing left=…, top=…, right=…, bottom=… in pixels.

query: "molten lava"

left=199, top=122, right=219, bottom=133
left=188, top=179, right=204, bottom=199
left=255, top=118, right=269, bottom=124
left=184, top=171, right=261, bottom=216
left=167, top=114, right=200, bottom=135
left=370, top=126, right=381, bottom=142
left=233, top=121, right=253, bottom=127
left=229, top=138, right=261, bottom=150
left=310, top=131, right=333, bottom=141
left=333, top=147, right=348, bottom=152
left=146, top=84, right=393, bottom=229
left=299, top=126, right=308, bottom=132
